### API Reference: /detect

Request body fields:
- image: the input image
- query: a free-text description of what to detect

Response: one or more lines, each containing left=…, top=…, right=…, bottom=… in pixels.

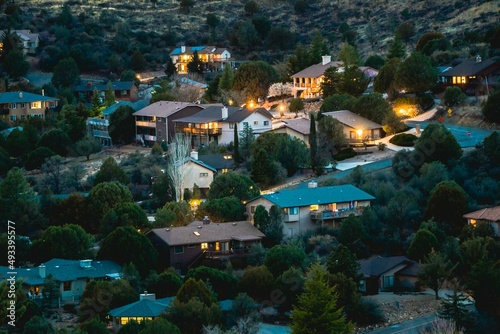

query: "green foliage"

left=186, top=266, right=238, bottom=300
left=23, top=315, right=53, bottom=334
left=338, top=42, right=360, bottom=66
left=318, top=116, right=346, bottom=161
left=397, top=22, right=416, bottom=43
left=386, top=34, right=406, bottom=60
left=348, top=298, right=385, bottom=326
left=232, top=61, right=279, bottom=100
left=207, top=171, right=259, bottom=202
left=408, top=229, right=438, bottom=261
left=416, top=32, right=445, bottom=52
left=238, top=265, right=275, bottom=302
left=239, top=122, right=255, bottom=160
left=326, top=244, right=360, bottom=282
left=51, top=57, right=80, bottom=88
left=97, top=226, right=158, bottom=277
left=3, top=49, right=29, bottom=80
left=264, top=243, right=308, bottom=278
left=321, top=66, right=370, bottom=98
left=425, top=181, right=467, bottom=234
left=339, top=215, right=366, bottom=245
left=482, top=89, right=500, bottom=123
left=251, top=148, right=285, bottom=186
left=206, top=13, right=219, bottom=30
left=418, top=249, right=456, bottom=300
left=309, top=30, right=329, bottom=66
left=37, top=129, right=72, bottom=156
left=291, top=263, right=354, bottom=334
left=141, top=318, right=180, bottom=334
left=81, top=318, right=109, bottom=334
left=289, top=98, right=304, bottom=114
left=74, top=137, right=102, bottom=160
left=373, top=58, right=401, bottom=100
left=443, top=86, right=465, bottom=107
left=320, top=93, right=357, bottom=112
left=100, top=202, right=148, bottom=237
left=364, top=55, right=385, bottom=70
left=414, top=124, right=462, bottom=165
left=333, top=147, right=356, bottom=161
left=187, top=50, right=203, bottom=74
left=109, top=105, right=136, bottom=144
left=438, top=283, right=474, bottom=331
left=244, top=0, right=259, bottom=16
left=389, top=133, right=418, bottom=147
left=218, top=65, right=234, bottom=91
left=94, top=157, right=129, bottom=186
left=25, top=147, right=56, bottom=171
left=309, top=114, right=320, bottom=174
left=253, top=205, right=269, bottom=231
left=395, top=52, right=437, bottom=94
left=130, top=49, right=147, bottom=71
left=146, top=268, right=183, bottom=298
left=198, top=196, right=246, bottom=222
left=353, top=93, right=391, bottom=124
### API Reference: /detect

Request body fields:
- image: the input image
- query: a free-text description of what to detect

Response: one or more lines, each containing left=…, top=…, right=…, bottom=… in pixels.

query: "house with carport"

left=321, top=110, right=383, bottom=145
left=246, top=183, right=375, bottom=238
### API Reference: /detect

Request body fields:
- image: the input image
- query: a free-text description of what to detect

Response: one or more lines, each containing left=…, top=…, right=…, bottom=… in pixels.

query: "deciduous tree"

left=418, top=249, right=456, bottom=300
left=232, top=61, right=278, bottom=101
left=93, top=157, right=129, bottom=186
left=207, top=171, right=259, bottom=202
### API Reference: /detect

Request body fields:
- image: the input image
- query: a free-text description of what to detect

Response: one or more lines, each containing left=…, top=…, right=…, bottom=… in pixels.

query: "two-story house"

left=74, top=81, right=139, bottom=103
left=170, top=46, right=233, bottom=73
left=291, top=56, right=378, bottom=98
left=182, top=151, right=218, bottom=196
left=246, top=183, right=375, bottom=238
left=438, top=56, right=500, bottom=95
left=174, top=106, right=273, bottom=147
left=321, top=110, right=383, bottom=145
left=133, top=101, right=204, bottom=146
left=0, top=91, right=58, bottom=122
left=0, top=29, right=40, bottom=54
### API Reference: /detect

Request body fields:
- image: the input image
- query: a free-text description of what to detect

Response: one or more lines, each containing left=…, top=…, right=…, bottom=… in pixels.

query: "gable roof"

left=0, top=91, right=58, bottom=103
left=197, top=154, right=234, bottom=170
left=133, top=101, right=201, bottom=117
left=102, top=100, right=149, bottom=116
left=463, top=206, right=500, bottom=222
left=109, top=297, right=173, bottom=317
left=291, top=61, right=344, bottom=78
left=321, top=110, right=383, bottom=130
left=440, top=58, right=499, bottom=77
left=0, top=258, right=121, bottom=286
left=74, top=81, right=136, bottom=92
left=279, top=117, right=311, bottom=135
left=148, top=221, right=265, bottom=246
left=170, top=46, right=206, bottom=56
left=358, top=255, right=420, bottom=277
left=174, top=106, right=273, bottom=124
left=250, top=184, right=375, bottom=207
left=186, top=157, right=217, bottom=173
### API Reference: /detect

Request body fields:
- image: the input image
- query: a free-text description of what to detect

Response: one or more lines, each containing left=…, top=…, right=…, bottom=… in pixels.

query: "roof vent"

left=197, top=225, right=202, bottom=229
left=476, top=55, right=482, bottom=63
left=19, top=92, right=23, bottom=98
left=203, top=216, right=210, bottom=224
left=232, top=222, right=237, bottom=226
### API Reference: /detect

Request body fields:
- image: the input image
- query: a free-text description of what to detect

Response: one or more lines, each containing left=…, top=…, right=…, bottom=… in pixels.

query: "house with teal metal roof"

left=246, top=184, right=375, bottom=237
left=169, top=45, right=233, bottom=73
left=0, top=91, right=58, bottom=123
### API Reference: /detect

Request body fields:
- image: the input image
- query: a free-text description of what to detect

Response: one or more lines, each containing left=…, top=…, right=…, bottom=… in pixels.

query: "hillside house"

left=246, top=183, right=375, bottom=238
left=74, top=81, right=139, bottom=102
left=0, top=30, right=40, bottom=54
left=182, top=152, right=218, bottom=196
left=170, top=46, right=234, bottom=73
left=270, top=117, right=312, bottom=147
left=321, top=110, right=383, bottom=145
left=463, top=206, right=500, bottom=237
left=0, top=91, right=58, bottom=122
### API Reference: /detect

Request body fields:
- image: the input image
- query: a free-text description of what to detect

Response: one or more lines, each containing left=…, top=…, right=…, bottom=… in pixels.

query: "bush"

left=389, top=133, right=418, bottom=147
left=417, top=93, right=435, bottom=110
left=443, top=86, right=465, bottom=107
left=348, top=299, right=385, bottom=326
left=334, top=148, right=357, bottom=161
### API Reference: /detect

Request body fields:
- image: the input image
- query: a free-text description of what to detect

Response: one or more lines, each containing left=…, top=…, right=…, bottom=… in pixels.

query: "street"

left=367, top=313, right=437, bottom=334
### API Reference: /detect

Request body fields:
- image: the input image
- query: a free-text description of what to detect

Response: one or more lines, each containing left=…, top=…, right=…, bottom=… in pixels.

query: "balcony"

left=92, top=130, right=111, bottom=139
left=177, top=127, right=222, bottom=135
left=136, top=121, right=156, bottom=128
left=144, top=135, right=157, bottom=141
left=284, top=214, right=299, bottom=223
left=310, top=208, right=365, bottom=220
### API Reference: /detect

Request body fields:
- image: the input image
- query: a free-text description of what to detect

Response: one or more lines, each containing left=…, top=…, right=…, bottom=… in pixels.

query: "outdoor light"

left=228, top=99, right=233, bottom=105
left=356, top=129, right=363, bottom=137
left=248, top=101, right=255, bottom=108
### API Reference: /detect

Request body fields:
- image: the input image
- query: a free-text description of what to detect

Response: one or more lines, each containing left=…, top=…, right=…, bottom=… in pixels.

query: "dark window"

left=63, top=281, right=71, bottom=291
left=174, top=246, right=184, bottom=254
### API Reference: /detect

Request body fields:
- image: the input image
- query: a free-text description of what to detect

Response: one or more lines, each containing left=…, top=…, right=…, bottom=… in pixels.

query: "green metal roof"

left=109, top=297, right=173, bottom=317
left=257, top=184, right=375, bottom=207
left=0, top=91, right=58, bottom=103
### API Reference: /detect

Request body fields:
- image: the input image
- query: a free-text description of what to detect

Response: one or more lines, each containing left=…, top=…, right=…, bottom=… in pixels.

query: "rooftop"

left=197, top=154, right=234, bottom=170
left=463, top=206, right=500, bottom=222
left=109, top=297, right=173, bottom=317
left=174, top=106, right=272, bottom=124
left=133, top=101, right=202, bottom=117
left=102, top=100, right=149, bottom=116
left=321, top=110, right=383, bottom=130
left=74, top=81, right=136, bottom=92
left=0, top=91, right=59, bottom=104
left=359, top=255, right=420, bottom=277
left=279, top=117, right=311, bottom=135
left=440, top=58, right=498, bottom=77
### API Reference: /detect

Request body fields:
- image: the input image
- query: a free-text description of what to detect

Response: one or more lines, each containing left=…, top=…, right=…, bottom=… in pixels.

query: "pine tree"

left=233, top=124, right=240, bottom=165
left=386, top=34, right=406, bottom=60
left=187, top=50, right=203, bottom=74
left=104, top=82, right=115, bottom=107
left=218, top=65, right=234, bottom=91
left=90, top=88, right=102, bottom=117
left=308, top=30, right=329, bottom=66
left=309, top=114, right=319, bottom=175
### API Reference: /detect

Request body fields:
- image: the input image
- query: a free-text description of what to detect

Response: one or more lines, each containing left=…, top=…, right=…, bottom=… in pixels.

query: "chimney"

left=19, top=92, right=23, bottom=99
left=308, top=181, right=318, bottom=188
left=190, top=150, right=198, bottom=160
left=203, top=216, right=210, bottom=225
left=42, top=89, right=44, bottom=96
left=140, top=291, right=156, bottom=301
left=181, top=45, right=186, bottom=53
left=476, top=55, right=482, bottom=63
left=221, top=106, right=228, bottom=120
left=39, top=264, right=46, bottom=279
left=79, top=259, right=92, bottom=268
left=322, top=55, right=331, bottom=66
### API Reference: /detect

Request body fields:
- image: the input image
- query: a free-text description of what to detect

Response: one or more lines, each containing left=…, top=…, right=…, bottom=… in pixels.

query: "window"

left=200, top=173, right=208, bottom=177
left=21, top=115, right=26, bottom=120
left=174, top=246, right=184, bottom=254
left=310, top=204, right=319, bottom=211
left=286, top=207, right=299, bottom=215
left=250, top=206, right=256, bottom=213
left=201, top=243, right=208, bottom=250
left=229, top=123, right=235, bottom=129
left=188, top=244, right=195, bottom=248
left=121, top=90, right=128, bottom=96
left=10, top=103, right=16, bottom=109
left=31, top=102, right=42, bottom=109
left=383, top=275, right=394, bottom=288
left=49, top=102, right=55, bottom=108
left=20, top=103, right=25, bottom=109
left=221, top=168, right=228, bottom=174
left=9, top=115, right=17, bottom=121
left=158, top=130, right=162, bottom=137
left=63, top=281, right=71, bottom=291
left=264, top=121, right=269, bottom=126
left=253, top=121, right=258, bottom=125
left=243, top=122, right=248, bottom=126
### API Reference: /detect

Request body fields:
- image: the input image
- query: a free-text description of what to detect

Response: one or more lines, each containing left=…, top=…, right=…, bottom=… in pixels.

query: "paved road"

left=367, top=313, right=437, bottom=334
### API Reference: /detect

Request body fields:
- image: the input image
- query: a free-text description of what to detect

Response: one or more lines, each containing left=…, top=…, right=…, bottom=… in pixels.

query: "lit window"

left=174, top=246, right=184, bottom=254
left=200, top=173, right=208, bottom=177
left=253, top=121, right=258, bottom=125
left=31, top=102, right=42, bottom=109
left=201, top=243, right=208, bottom=249
left=310, top=204, right=319, bottom=211
left=461, top=76, right=466, bottom=84
left=470, top=219, right=477, bottom=228
left=63, top=281, right=71, bottom=291
left=221, top=168, right=228, bottom=174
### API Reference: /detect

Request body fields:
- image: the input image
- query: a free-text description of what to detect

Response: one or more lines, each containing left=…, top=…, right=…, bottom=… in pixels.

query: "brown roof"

left=133, top=101, right=201, bottom=117
left=441, top=58, right=499, bottom=77
left=291, top=61, right=343, bottom=78
left=281, top=117, right=311, bottom=135
left=463, top=206, right=500, bottom=222
left=148, top=221, right=265, bottom=246
left=322, top=110, right=382, bottom=130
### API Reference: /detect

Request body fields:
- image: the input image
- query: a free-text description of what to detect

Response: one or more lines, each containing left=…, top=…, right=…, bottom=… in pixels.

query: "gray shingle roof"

left=0, top=258, right=121, bottom=286
left=291, top=61, right=344, bottom=78
left=440, top=58, right=498, bottom=77
left=280, top=117, right=311, bottom=135
left=321, top=110, right=383, bottom=130
left=197, top=154, right=234, bottom=170
left=148, top=221, right=265, bottom=246
left=133, top=101, right=201, bottom=117
left=250, top=184, right=375, bottom=208
left=358, top=255, right=420, bottom=277
left=109, top=297, right=173, bottom=317
left=74, top=81, right=136, bottom=92
left=0, top=91, right=58, bottom=103
left=174, top=106, right=272, bottom=124
left=463, top=206, right=500, bottom=222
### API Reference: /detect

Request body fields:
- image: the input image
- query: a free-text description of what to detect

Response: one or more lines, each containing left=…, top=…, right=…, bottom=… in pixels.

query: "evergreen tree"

left=287, top=43, right=310, bottom=75
left=104, top=82, right=115, bottom=107
left=386, top=34, right=406, bottom=60
left=338, top=42, right=359, bottom=66
left=0, top=28, right=20, bottom=61
left=218, top=65, right=234, bottom=91
left=309, top=114, right=320, bottom=175
left=90, top=88, right=102, bottom=117
left=130, top=49, right=147, bottom=71
left=233, top=124, right=240, bottom=165
left=187, top=50, right=203, bottom=74
left=308, top=30, right=329, bottom=66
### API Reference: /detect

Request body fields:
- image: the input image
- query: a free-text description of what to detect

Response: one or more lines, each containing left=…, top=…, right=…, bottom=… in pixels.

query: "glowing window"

left=31, top=101, right=42, bottom=109
left=310, top=204, right=319, bottom=211
left=201, top=243, right=208, bottom=249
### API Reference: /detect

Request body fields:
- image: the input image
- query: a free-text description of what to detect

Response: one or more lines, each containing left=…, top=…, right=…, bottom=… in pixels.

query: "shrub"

left=443, top=86, right=465, bottom=107
left=417, top=93, right=435, bottom=110
left=348, top=299, right=385, bottom=326
left=389, top=133, right=418, bottom=147
left=334, top=147, right=357, bottom=161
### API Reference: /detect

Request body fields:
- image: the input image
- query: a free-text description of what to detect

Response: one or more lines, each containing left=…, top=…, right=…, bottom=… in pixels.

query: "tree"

left=130, top=49, right=146, bottom=71
left=120, top=69, right=137, bottom=83
left=318, top=116, right=346, bottom=160
left=326, top=244, right=360, bottom=282
left=425, top=181, right=467, bottom=234
left=207, top=171, right=259, bottom=202
left=290, top=263, right=354, bottom=334
left=219, top=65, right=234, bottom=91
left=37, top=129, right=72, bottom=157
left=339, top=215, right=366, bottom=246
left=206, top=13, right=219, bottom=30
left=4, top=128, right=29, bottom=158
left=93, top=157, right=129, bottom=186
left=353, top=93, right=391, bottom=124
left=408, top=229, right=438, bottom=261
left=41, top=155, right=65, bottom=194
left=253, top=205, right=269, bottom=231
left=244, top=0, right=259, bottom=16
left=232, top=61, right=279, bottom=101
left=289, top=98, right=304, bottom=116
left=443, top=86, right=465, bottom=107
left=308, top=30, right=329, bottom=66
left=238, top=266, right=275, bottom=302
left=395, top=52, right=437, bottom=94
left=166, top=133, right=191, bottom=202
left=57, top=106, right=86, bottom=143
left=414, top=124, right=462, bottom=165
left=0, top=28, right=20, bottom=61
left=97, top=226, right=157, bottom=277
left=386, top=34, right=406, bottom=60
left=265, top=205, right=285, bottom=245
left=416, top=32, right=445, bottom=52
left=100, top=202, right=148, bottom=237
left=146, top=268, right=183, bottom=298
left=338, top=42, right=360, bottom=66
left=320, top=93, right=357, bottom=112
left=309, top=114, right=320, bottom=174
left=52, top=57, right=80, bottom=88
left=321, top=66, right=370, bottom=98
left=482, top=89, right=500, bottom=123
left=239, top=123, right=255, bottom=160
left=23, top=315, right=53, bottom=334
left=418, top=250, right=456, bottom=300
left=364, top=55, right=385, bottom=70
left=109, top=105, right=136, bottom=144
left=264, top=243, right=308, bottom=278
left=25, top=147, right=56, bottom=171
left=198, top=196, right=246, bottom=222
left=187, top=50, right=203, bottom=74
left=438, top=279, right=474, bottom=331
left=187, top=266, right=238, bottom=300
left=397, top=22, right=416, bottom=44
left=233, top=125, right=240, bottom=165
left=3, top=49, right=29, bottom=80
left=87, top=181, right=134, bottom=230
left=373, top=58, right=401, bottom=100
left=287, top=43, right=311, bottom=75
left=73, top=137, right=102, bottom=161
left=142, top=318, right=180, bottom=334
left=104, top=82, right=115, bottom=107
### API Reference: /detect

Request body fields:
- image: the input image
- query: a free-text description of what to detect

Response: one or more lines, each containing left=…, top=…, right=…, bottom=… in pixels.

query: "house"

left=463, top=206, right=500, bottom=237
left=182, top=153, right=218, bottom=196
left=291, top=56, right=378, bottom=98
left=358, top=256, right=421, bottom=295
left=174, top=106, right=273, bottom=147
left=133, top=101, right=204, bottom=146
left=0, top=259, right=121, bottom=305
left=0, top=29, right=40, bottom=54
left=246, top=183, right=375, bottom=238
left=147, top=220, right=265, bottom=273
left=270, top=117, right=312, bottom=147
left=438, top=56, right=500, bottom=95
left=197, top=153, right=235, bottom=174
left=74, top=81, right=139, bottom=102
left=109, top=292, right=173, bottom=330
left=170, top=46, right=233, bottom=73
left=321, top=110, right=383, bottom=145
left=87, top=100, right=148, bottom=146
left=0, top=91, right=59, bottom=122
